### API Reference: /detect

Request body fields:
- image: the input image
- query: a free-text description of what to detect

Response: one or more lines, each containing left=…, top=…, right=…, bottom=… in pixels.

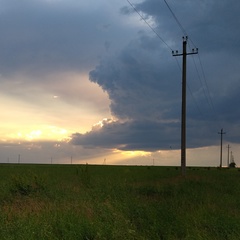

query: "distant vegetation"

left=0, top=164, right=240, bottom=239
left=229, top=162, right=236, bottom=168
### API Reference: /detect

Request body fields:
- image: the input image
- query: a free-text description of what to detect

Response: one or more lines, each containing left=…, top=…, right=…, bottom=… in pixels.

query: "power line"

left=187, top=50, right=220, bottom=128
left=197, top=53, right=218, bottom=116
left=163, top=0, right=187, bottom=36
left=127, top=0, right=219, bottom=125
left=127, top=0, right=202, bottom=118
left=175, top=57, right=203, bottom=117
left=163, top=0, right=197, bottom=49
left=126, top=0, right=173, bottom=51
left=189, top=53, right=211, bottom=108
left=163, top=0, right=218, bottom=122
left=190, top=50, right=220, bottom=126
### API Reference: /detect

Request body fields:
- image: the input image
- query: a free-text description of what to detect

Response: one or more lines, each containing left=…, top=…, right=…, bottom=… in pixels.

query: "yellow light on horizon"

left=3, top=125, right=69, bottom=142
left=26, top=130, right=42, bottom=140
left=114, top=149, right=151, bottom=158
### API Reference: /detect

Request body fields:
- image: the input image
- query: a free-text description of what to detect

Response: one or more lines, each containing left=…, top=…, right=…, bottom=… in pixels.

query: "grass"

left=0, top=164, right=240, bottom=239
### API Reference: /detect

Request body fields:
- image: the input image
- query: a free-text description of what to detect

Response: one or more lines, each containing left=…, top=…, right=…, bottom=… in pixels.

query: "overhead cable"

left=163, top=0, right=187, bottom=36
left=163, top=0, right=197, bottom=49
left=126, top=0, right=173, bottom=51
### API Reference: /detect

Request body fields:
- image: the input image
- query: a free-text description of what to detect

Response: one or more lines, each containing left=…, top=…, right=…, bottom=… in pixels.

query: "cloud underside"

left=71, top=120, right=179, bottom=151
left=71, top=119, right=221, bottom=151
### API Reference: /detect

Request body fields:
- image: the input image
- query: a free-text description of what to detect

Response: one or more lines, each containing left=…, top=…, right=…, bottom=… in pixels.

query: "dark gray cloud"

left=89, top=34, right=180, bottom=121
left=0, top=0, right=239, bottom=153
left=71, top=0, right=240, bottom=151
left=71, top=119, right=181, bottom=151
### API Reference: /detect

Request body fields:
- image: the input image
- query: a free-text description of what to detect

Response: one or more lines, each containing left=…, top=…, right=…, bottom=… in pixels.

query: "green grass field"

left=0, top=164, right=240, bottom=239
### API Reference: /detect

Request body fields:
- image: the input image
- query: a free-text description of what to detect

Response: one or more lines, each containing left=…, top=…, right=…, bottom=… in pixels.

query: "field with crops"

left=0, top=164, right=240, bottom=239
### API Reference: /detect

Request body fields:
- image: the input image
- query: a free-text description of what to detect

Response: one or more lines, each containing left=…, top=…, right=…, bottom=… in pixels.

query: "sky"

left=0, top=0, right=239, bottom=166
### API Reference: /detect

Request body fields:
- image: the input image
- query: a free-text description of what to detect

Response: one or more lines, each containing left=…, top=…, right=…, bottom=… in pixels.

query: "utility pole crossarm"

left=172, top=36, right=198, bottom=176
left=172, top=37, right=198, bottom=57
left=172, top=48, right=198, bottom=56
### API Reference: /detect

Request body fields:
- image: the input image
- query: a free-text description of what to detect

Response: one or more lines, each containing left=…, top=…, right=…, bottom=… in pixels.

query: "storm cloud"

left=0, top=0, right=239, bottom=164
left=71, top=0, right=240, bottom=151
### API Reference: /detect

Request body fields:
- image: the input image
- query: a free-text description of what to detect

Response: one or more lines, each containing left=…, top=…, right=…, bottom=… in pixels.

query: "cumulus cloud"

left=0, top=0, right=239, bottom=156
left=90, top=33, right=180, bottom=121
left=71, top=0, right=240, bottom=151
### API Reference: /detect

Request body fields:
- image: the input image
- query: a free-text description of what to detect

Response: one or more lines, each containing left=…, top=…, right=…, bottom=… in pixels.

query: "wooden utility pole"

left=218, top=128, right=226, bottom=168
left=172, top=36, right=198, bottom=176
left=227, top=144, right=231, bottom=167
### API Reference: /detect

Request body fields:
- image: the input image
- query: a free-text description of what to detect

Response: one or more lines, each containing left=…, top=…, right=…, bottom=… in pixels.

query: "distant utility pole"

left=230, top=151, right=234, bottom=164
left=172, top=36, right=198, bottom=176
left=227, top=144, right=231, bottom=167
left=218, top=128, right=226, bottom=168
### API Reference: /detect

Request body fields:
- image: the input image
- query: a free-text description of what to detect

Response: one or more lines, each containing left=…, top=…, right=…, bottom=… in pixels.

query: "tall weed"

left=9, top=171, right=46, bottom=196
